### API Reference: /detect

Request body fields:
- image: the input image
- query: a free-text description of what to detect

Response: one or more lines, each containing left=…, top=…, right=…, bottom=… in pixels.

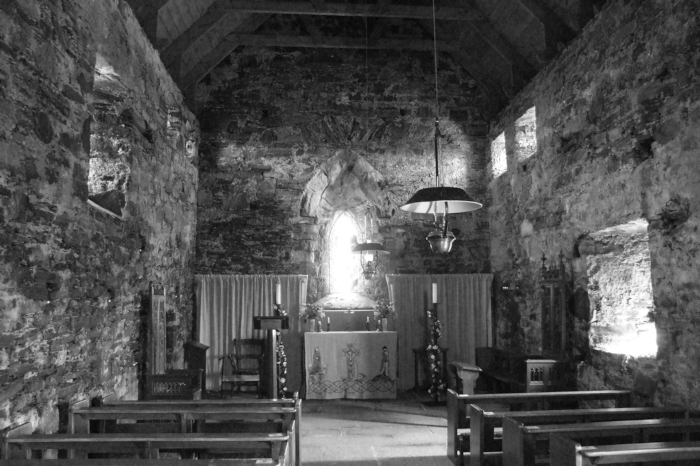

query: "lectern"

left=185, top=340, right=209, bottom=394
left=253, top=316, right=289, bottom=399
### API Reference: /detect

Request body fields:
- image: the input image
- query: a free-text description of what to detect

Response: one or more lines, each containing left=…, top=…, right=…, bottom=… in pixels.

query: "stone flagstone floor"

left=301, top=391, right=453, bottom=466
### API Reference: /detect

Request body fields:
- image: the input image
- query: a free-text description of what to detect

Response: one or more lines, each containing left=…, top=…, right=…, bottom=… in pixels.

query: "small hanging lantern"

left=352, top=205, right=389, bottom=279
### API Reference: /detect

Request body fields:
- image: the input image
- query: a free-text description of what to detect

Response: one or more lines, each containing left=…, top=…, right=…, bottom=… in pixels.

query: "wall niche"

left=578, top=219, right=656, bottom=359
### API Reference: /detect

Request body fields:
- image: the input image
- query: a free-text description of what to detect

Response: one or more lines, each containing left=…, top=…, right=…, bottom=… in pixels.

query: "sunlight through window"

left=329, top=212, right=361, bottom=293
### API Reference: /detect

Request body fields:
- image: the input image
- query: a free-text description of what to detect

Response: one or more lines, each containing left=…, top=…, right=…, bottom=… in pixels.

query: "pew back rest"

left=550, top=435, right=700, bottom=466
left=447, top=388, right=632, bottom=463
left=505, top=417, right=700, bottom=466
left=0, top=460, right=281, bottom=466
left=2, top=422, right=33, bottom=460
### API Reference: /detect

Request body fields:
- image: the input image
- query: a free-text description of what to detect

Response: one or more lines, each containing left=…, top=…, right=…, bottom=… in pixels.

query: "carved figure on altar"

left=371, top=345, right=393, bottom=382
left=380, top=346, right=390, bottom=377
left=341, top=343, right=361, bottom=381
left=309, top=346, right=325, bottom=377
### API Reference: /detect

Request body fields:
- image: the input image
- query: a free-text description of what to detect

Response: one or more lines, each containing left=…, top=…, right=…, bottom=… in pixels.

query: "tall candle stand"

left=427, top=302, right=444, bottom=403
left=253, top=300, right=289, bottom=399
left=274, top=303, right=289, bottom=399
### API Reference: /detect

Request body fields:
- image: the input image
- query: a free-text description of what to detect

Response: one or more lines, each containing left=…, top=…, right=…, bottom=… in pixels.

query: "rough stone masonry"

left=0, top=0, right=198, bottom=432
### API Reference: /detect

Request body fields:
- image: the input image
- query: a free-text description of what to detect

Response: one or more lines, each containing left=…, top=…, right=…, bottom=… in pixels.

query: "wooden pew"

left=72, top=396, right=301, bottom=466
left=504, top=417, right=700, bottom=466
left=0, top=459, right=280, bottom=465
left=469, top=404, right=691, bottom=466
left=2, top=429, right=290, bottom=464
left=550, top=435, right=700, bottom=465
left=446, top=388, right=632, bottom=465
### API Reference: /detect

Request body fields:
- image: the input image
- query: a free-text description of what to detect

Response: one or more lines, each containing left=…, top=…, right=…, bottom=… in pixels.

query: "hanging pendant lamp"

left=352, top=204, right=389, bottom=279
left=399, top=0, right=482, bottom=254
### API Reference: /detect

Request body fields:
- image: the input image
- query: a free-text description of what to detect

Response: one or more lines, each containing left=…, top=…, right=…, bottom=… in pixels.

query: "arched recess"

left=300, top=151, right=392, bottom=299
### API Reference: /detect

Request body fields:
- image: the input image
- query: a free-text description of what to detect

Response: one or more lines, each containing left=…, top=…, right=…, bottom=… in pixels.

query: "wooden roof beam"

left=177, top=14, right=270, bottom=91
left=518, top=0, right=576, bottom=58
left=160, top=0, right=242, bottom=72
left=211, top=0, right=478, bottom=20
left=179, top=33, right=457, bottom=90
left=124, top=0, right=171, bottom=48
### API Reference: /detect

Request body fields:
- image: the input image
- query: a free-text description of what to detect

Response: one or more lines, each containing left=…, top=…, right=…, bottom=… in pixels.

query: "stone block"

left=0, top=381, right=23, bottom=404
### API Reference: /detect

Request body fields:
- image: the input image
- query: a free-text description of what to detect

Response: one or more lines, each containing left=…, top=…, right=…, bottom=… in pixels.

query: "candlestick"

left=326, top=316, right=330, bottom=332
left=432, top=283, right=438, bottom=303
left=276, top=283, right=281, bottom=305
left=389, top=284, right=394, bottom=303
left=366, top=316, right=370, bottom=331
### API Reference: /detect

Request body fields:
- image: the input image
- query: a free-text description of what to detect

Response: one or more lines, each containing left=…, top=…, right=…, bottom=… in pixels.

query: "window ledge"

left=88, top=199, right=124, bottom=220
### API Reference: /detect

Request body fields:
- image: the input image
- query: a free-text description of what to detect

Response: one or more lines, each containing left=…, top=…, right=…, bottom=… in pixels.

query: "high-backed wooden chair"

left=220, top=338, right=263, bottom=398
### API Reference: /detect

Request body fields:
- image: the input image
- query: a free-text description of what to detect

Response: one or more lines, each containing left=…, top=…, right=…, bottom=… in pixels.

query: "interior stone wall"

left=195, top=34, right=493, bottom=303
left=488, top=0, right=700, bottom=406
left=0, top=0, right=198, bottom=433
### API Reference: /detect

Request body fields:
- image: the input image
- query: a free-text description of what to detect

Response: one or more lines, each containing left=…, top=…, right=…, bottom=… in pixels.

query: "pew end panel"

left=501, top=416, right=530, bottom=466
left=447, top=388, right=470, bottom=464
left=2, top=422, right=34, bottom=460
left=550, top=433, right=584, bottom=466
left=469, top=404, right=504, bottom=466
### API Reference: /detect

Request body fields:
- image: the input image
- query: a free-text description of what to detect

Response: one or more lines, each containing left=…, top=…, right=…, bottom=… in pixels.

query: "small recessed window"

left=515, top=106, right=537, bottom=162
left=88, top=55, right=130, bottom=219
left=491, top=132, right=507, bottom=178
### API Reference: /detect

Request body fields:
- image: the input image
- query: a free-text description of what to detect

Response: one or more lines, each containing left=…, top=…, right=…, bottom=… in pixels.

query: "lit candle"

left=276, top=283, right=281, bottom=305
left=366, top=316, right=370, bottom=322
left=432, top=283, right=438, bottom=304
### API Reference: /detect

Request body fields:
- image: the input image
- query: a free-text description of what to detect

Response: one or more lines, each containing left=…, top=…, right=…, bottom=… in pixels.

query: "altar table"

left=304, top=331, right=397, bottom=400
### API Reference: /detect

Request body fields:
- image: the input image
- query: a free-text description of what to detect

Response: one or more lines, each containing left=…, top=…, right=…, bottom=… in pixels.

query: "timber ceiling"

left=125, top=0, right=605, bottom=107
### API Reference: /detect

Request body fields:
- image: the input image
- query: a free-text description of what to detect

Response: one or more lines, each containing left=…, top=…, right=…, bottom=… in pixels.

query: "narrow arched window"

left=329, top=211, right=362, bottom=293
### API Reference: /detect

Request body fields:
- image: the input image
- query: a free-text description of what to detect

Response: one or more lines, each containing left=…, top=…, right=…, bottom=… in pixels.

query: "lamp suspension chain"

left=365, top=16, right=369, bottom=157
left=432, top=0, right=441, bottom=189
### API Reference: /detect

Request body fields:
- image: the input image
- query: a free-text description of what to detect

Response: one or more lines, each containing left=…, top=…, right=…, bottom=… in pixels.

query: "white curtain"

left=195, top=274, right=308, bottom=391
left=386, top=274, right=493, bottom=390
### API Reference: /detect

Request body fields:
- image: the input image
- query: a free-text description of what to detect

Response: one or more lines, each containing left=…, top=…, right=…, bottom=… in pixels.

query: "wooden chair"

left=220, top=339, right=264, bottom=398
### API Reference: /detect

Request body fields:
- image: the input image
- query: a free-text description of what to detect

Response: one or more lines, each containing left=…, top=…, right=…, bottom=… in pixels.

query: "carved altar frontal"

left=304, top=331, right=398, bottom=399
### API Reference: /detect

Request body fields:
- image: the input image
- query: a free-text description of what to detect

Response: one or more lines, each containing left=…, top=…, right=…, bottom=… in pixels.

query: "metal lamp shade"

left=400, top=187, right=483, bottom=214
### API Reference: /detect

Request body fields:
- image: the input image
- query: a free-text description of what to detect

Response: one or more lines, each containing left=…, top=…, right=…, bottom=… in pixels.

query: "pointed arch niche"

left=301, top=151, right=391, bottom=304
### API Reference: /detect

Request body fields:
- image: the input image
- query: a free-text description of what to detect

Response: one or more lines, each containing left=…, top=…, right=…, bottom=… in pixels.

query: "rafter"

left=367, top=0, right=391, bottom=47
left=519, top=0, right=576, bottom=57
left=178, top=14, right=270, bottom=91
left=160, top=2, right=232, bottom=71
left=415, top=19, right=510, bottom=109
left=300, top=17, right=325, bottom=45
left=124, top=0, right=171, bottom=48
left=210, top=0, right=478, bottom=20
left=179, top=32, right=458, bottom=90
left=462, top=0, right=536, bottom=80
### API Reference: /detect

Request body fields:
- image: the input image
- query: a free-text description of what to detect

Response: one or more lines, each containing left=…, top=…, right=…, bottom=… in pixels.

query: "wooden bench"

left=469, top=404, right=692, bottom=466
left=2, top=429, right=290, bottom=464
left=446, top=388, right=632, bottom=465
left=504, top=417, right=700, bottom=466
left=550, top=435, right=700, bottom=465
left=100, top=392, right=299, bottom=407
left=0, top=459, right=280, bottom=465
left=71, top=398, right=301, bottom=466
